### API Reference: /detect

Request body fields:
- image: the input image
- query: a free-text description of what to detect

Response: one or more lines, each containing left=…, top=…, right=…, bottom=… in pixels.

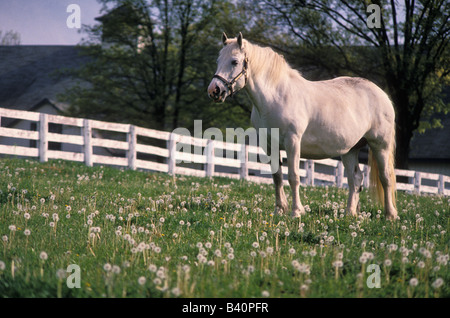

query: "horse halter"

left=212, top=55, right=249, bottom=97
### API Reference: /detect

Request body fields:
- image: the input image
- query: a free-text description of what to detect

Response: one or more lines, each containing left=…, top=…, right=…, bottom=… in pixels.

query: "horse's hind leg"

left=371, top=147, right=398, bottom=220
left=342, top=149, right=363, bottom=216
left=272, top=154, right=288, bottom=215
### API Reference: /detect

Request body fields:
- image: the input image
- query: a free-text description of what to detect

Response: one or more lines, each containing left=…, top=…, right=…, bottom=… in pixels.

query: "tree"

left=246, top=0, right=450, bottom=168
left=0, top=30, right=21, bottom=45
left=61, top=0, right=255, bottom=133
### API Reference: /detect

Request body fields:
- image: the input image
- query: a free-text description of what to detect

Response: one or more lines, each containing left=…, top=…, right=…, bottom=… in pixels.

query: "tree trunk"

left=393, top=94, right=414, bottom=170
left=395, top=121, right=412, bottom=170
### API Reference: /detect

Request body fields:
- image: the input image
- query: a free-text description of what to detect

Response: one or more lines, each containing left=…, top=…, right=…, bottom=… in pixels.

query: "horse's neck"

left=245, top=68, right=307, bottom=116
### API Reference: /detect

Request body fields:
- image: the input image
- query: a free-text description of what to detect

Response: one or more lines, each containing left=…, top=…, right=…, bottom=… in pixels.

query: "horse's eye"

left=231, top=60, right=238, bottom=66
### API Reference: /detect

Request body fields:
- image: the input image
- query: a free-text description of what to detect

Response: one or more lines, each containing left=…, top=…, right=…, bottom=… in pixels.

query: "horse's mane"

left=222, top=38, right=296, bottom=86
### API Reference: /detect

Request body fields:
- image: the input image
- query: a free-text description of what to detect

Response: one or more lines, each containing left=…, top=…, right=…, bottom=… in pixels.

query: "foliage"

left=0, top=158, right=448, bottom=298
left=0, top=30, right=21, bottom=45
left=60, top=0, right=254, bottom=133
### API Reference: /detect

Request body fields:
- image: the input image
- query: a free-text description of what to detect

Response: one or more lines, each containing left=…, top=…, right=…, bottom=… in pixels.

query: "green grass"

left=0, top=158, right=448, bottom=298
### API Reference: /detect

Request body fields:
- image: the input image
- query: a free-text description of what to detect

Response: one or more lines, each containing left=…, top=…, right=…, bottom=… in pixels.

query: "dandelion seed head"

left=40, top=251, right=48, bottom=260
left=138, top=276, right=146, bottom=285
left=409, top=278, right=419, bottom=287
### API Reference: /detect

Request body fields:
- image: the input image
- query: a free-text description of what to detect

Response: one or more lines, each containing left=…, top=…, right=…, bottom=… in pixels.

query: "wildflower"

left=2, top=235, right=7, bottom=242
left=289, top=248, right=296, bottom=254
left=431, top=278, right=444, bottom=289
left=332, top=260, right=343, bottom=268
left=409, top=278, right=419, bottom=287
left=156, top=269, right=165, bottom=279
left=138, top=276, right=146, bottom=285
left=24, top=213, right=30, bottom=220
left=252, top=242, right=259, bottom=248
left=351, top=232, right=357, bottom=238
left=24, top=229, right=31, bottom=236
left=40, top=251, right=48, bottom=261
left=0, top=261, right=5, bottom=271
left=56, top=269, right=66, bottom=280
left=262, top=290, right=270, bottom=297
left=99, top=263, right=113, bottom=273
left=8, top=225, right=16, bottom=232
left=384, top=259, right=392, bottom=267
left=112, top=265, right=121, bottom=274
left=359, top=256, right=367, bottom=264
left=171, top=287, right=181, bottom=297
left=388, top=243, right=398, bottom=252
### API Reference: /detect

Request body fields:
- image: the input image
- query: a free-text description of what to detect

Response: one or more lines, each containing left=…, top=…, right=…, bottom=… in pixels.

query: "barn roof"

left=0, top=45, right=89, bottom=113
left=409, top=110, right=450, bottom=160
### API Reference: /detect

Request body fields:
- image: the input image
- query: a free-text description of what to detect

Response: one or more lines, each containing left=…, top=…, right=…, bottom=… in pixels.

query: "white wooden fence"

left=0, top=107, right=449, bottom=196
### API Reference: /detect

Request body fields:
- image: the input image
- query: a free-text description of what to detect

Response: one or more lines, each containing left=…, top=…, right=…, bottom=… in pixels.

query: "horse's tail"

left=368, top=128, right=397, bottom=209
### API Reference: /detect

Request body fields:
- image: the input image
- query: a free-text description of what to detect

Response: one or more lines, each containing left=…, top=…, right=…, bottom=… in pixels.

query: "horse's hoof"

left=386, top=213, right=399, bottom=221
left=291, top=208, right=305, bottom=218
left=274, top=206, right=287, bottom=216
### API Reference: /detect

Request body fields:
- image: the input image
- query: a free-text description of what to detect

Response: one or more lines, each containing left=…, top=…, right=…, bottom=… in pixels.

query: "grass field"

left=0, top=158, right=448, bottom=298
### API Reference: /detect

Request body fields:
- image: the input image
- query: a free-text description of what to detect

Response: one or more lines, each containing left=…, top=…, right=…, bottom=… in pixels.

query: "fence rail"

left=0, top=107, right=449, bottom=196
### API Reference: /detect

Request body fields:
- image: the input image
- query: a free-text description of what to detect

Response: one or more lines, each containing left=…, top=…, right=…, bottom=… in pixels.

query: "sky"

left=0, top=0, right=104, bottom=45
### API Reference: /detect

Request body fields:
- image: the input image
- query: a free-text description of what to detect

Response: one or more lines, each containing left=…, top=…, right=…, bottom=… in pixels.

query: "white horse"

left=208, top=33, right=398, bottom=220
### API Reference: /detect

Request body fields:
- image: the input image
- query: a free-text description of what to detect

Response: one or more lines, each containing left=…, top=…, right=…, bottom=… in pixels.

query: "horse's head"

left=208, top=32, right=248, bottom=103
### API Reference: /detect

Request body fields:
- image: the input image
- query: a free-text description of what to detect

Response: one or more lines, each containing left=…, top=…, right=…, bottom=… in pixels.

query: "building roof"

left=0, top=45, right=89, bottom=113
left=409, top=110, right=450, bottom=160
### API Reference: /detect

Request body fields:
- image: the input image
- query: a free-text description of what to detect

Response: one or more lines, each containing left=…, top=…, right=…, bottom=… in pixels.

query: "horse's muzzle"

left=208, top=82, right=227, bottom=103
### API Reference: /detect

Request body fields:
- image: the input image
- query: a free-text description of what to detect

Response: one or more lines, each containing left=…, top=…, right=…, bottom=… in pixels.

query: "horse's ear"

left=237, top=32, right=243, bottom=49
left=222, top=32, right=228, bottom=46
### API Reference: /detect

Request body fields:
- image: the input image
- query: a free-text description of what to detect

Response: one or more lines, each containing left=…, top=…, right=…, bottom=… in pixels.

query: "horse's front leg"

left=272, top=154, right=288, bottom=215
left=285, top=134, right=305, bottom=217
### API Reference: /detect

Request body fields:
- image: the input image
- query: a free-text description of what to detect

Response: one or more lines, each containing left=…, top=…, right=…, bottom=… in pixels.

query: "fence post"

left=306, top=159, right=314, bottom=186
left=83, top=119, right=92, bottom=167
left=127, top=125, right=137, bottom=170
left=205, top=139, right=215, bottom=177
left=336, top=161, right=344, bottom=188
left=39, top=113, right=48, bottom=163
left=438, top=174, right=444, bottom=195
left=168, top=132, right=176, bottom=175
left=239, top=143, right=248, bottom=180
left=414, top=171, right=421, bottom=194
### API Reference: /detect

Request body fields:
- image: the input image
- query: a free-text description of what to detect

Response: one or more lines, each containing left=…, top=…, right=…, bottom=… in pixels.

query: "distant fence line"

left=0, top=107, right=449, bottom=196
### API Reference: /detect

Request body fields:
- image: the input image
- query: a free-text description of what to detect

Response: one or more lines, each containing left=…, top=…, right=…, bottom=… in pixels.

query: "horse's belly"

left=299, top=130, right=362, bottom=159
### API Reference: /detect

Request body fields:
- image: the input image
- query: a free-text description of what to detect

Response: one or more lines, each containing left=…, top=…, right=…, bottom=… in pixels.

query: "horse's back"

left=297, top=76, right=395, bottom=158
